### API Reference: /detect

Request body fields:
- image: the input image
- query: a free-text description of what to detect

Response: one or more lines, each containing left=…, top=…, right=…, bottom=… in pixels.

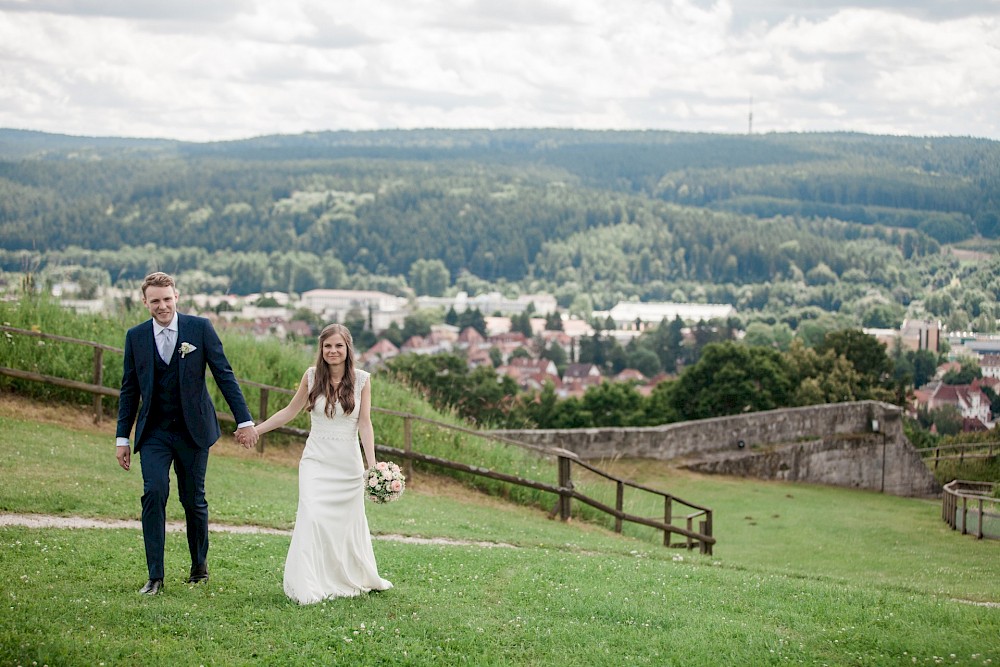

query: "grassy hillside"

left=1, top=395, right=998, bottom=665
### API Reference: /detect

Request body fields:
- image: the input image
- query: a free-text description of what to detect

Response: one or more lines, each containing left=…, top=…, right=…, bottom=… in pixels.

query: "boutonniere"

left=179, top=342, right=197, bottom=358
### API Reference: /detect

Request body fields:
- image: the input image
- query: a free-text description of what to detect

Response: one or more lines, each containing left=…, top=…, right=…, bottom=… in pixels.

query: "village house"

left=920, top=382, right=993, bottom=429
left=359, top=338, right=400, bottom=367
left=455, top=326, right=487, bottom=350
left=300, top=288, right=408, bottom=330
left=264, top=318, right=313, bottom=340
left=947, top=331, right=1000, bottom=358
left=899, top=319, right=942, bottom=352
left=614, top=368, right=647, bottom=384
left=483, top=316, right=511, bottom=336
left=980, top=354, right=1000, bottom=379
left=498, top=357, right=561, bottom=392
left=539, top=329, right=573, bottom=349
left=867, top=319, right=943, bottom=354
left=487, top=331, right=530, bottom=361
left=559, top=362, right=603, bottom=398
left=416, top=291, right=557, bottom=316
left=465, top=346, right=494, bottom=368
left=598, top=301, right=737, bottom=331
left=399, top=332, right=454, bottom=356
left=637, top=372, right=676, bottom=397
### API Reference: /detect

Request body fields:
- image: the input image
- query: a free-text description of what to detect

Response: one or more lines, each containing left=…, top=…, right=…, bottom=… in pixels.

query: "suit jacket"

left=116, top=313, right=252, bottom=451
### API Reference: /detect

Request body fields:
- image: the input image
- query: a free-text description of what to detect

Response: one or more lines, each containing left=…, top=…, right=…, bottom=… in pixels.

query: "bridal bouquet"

left=364, top=461, right=406, bottom=503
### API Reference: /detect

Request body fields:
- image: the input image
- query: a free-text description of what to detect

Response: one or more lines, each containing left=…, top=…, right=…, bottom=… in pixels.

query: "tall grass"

left=0, top=294, right=132, bottom=403
left=928, top=451, right=1000, bottom=487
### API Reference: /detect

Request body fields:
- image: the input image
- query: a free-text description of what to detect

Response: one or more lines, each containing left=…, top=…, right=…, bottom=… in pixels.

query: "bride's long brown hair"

left=306, top=323, right=356, bottom=418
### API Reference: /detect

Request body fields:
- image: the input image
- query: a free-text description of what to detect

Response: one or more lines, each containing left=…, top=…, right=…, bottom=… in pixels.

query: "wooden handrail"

left=941, top=480, right=997, bottom=541
left=926, top=453, right=996, bottom=462
left=573, top=456, right=713, bottom=513
left=0, top=324, right=121, bottom=352
left=915, top=442, right=998, bottom=453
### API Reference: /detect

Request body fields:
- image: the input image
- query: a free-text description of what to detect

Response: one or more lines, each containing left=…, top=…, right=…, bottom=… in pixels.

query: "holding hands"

left=234, top=425, right=259, bottom=449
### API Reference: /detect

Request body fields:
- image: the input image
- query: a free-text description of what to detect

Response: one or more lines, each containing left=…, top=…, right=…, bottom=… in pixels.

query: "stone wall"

left=684, top=434, right=938, bottom=496
left=492, top=401, right=940, bottom=497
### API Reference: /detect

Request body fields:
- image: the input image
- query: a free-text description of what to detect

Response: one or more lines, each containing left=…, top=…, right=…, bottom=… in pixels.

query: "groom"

left=116, top=272, right=258, bottom=595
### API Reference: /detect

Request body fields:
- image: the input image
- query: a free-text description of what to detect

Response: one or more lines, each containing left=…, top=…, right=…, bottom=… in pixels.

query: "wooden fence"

left=941, top=479, right=998, bottom=540
left=915, top=442, right=999, bottom=468
left=0, top=324, right=715, bottom=554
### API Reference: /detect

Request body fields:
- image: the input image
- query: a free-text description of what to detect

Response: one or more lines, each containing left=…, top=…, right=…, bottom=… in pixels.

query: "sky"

left=1, top=0, right=998, bottom=142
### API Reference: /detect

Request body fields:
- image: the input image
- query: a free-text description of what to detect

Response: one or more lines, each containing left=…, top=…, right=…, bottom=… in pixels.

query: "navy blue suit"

left=117, top=313, right=252, bottom=580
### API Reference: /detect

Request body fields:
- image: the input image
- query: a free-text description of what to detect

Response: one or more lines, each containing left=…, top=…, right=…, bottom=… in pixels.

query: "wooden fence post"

left=663, top=496, right=673, bottom=547
left=557, top=454, right=572, bottom=521
left=977, top=498, right=984, bottom=539
left=257, top=388, right=269, bottom=453
left=403, top=416, right=413, bottom=485
left=614, top=481, right=624, bottom=533
left=703, top=511, right=713, bottom=556
left=91, top=347, right=103, bottom=424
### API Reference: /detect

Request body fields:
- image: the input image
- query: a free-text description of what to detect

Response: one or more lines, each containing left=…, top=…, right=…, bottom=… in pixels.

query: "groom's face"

left=142, top=285, right=178, bottom=327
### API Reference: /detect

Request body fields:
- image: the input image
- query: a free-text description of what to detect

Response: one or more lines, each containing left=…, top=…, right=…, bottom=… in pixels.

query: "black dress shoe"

left=187, top=564, right=209, bottom=584
left=139, top=578, right=164, bottom=595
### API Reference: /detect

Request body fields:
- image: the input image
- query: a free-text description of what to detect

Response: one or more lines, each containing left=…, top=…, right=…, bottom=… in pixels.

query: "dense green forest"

left=1, top=128, right=998, bottom=331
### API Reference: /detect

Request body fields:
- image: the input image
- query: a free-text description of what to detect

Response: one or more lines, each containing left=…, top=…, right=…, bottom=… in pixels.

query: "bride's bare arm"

left=358, top=380, right=377, bottom=469
left=253, top=371, right=309, bottom=436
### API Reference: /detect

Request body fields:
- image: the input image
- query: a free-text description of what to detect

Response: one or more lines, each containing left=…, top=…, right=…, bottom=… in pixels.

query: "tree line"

left=1, top=128, right=998, bottom=333
left=382, top=325, right=958, bottom=430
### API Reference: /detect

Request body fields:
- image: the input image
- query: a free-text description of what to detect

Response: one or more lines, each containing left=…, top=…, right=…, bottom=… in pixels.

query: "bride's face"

left=322, top=334, right=348, bottom=367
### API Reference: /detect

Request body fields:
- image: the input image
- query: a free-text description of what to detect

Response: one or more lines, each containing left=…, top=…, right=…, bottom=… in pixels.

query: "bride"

left=248, top=323, right=392, bottom=603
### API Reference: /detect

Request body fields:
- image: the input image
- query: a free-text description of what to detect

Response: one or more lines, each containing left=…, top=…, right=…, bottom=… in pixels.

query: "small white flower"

left=179, top=342, right=197, bottom=358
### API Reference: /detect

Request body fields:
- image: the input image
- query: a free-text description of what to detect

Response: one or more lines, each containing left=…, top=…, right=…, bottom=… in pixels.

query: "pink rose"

left=368, top=476, right=378, bottom=487
left=376, top=461, right=389, bottom=472
left=391, top=480, right=402, bottom=492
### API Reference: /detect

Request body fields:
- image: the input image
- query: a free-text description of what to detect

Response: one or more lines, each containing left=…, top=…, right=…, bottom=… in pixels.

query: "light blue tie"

left=158, top=328, right=174, bottom=363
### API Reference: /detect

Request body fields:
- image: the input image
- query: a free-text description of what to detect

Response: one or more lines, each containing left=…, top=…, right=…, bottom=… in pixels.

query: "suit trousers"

left=139, top=428, right=210, bottom=580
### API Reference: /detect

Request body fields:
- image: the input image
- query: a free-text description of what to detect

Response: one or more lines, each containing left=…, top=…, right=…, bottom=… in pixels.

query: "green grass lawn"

left=1, top=403, right=998, bottom=666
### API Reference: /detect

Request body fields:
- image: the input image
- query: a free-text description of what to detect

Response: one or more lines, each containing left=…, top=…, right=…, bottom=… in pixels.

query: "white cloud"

left=0, top=0, right=997, bottom=140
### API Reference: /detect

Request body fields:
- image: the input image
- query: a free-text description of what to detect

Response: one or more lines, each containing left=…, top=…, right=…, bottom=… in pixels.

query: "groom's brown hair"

left=141, top=272, right=176, bottom=297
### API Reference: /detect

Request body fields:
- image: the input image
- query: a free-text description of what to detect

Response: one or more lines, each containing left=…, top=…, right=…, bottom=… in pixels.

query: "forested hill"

left=1, top=128, right=998, bottom=310
left=4, top=128, right=996, bottom=216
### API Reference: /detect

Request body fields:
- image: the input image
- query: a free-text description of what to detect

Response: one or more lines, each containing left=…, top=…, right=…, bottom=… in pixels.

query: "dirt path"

left=0, top=512, right=516, bottom=549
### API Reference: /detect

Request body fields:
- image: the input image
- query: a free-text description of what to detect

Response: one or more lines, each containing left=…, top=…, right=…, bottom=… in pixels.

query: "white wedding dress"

left=283, top=367, right=393, bottom=604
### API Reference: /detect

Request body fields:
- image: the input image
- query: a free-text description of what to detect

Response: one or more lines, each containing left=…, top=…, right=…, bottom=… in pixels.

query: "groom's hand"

left=235, top=425, right=258, bottom=450
left=116, top=445, right=131, bottom=471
